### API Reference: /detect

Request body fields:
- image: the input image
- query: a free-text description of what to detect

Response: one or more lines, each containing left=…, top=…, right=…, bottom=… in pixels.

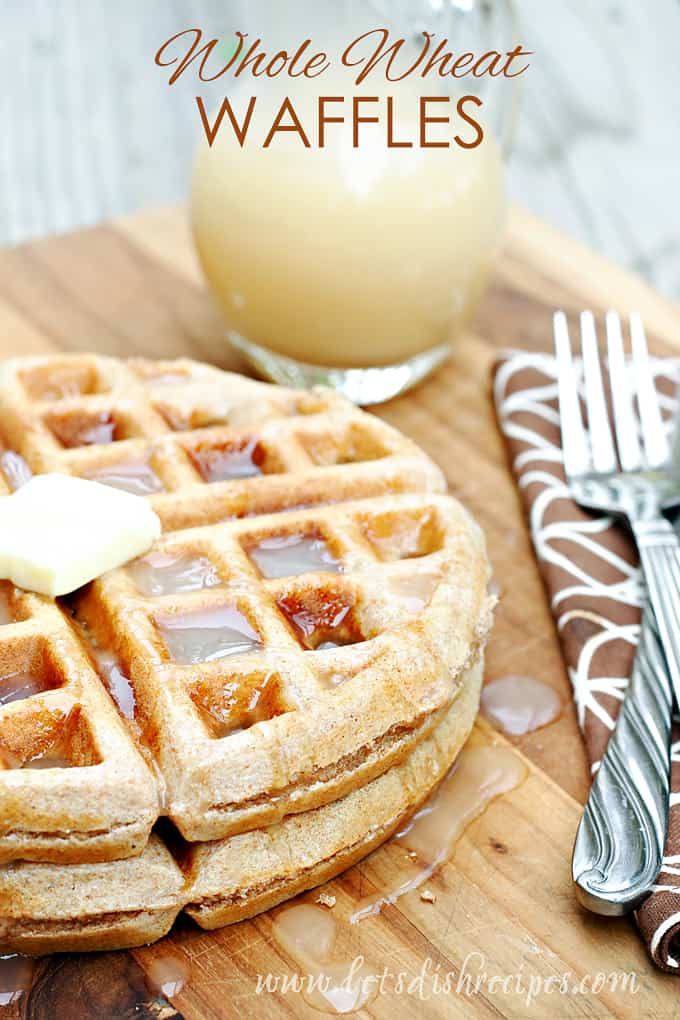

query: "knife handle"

left=572, top=607, right=672, bottom=916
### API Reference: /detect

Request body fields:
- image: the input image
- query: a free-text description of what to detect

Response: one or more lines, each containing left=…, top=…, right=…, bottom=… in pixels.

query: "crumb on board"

left=317, top=893, right=337, bottom=908
left=407, top=850, right=418, bottom=860
left=420, top=889, right=436, bottom=903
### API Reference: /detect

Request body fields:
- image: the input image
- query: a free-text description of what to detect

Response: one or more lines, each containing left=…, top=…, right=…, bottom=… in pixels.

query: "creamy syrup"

left=23, top=364, right=95, bottom=401
left=0, top=450, right=32, bottom=490
left=387, top=573, right=439, bottom=613
left=320, top=672, right=350, bottom=689
left=83, top=460, right=164, bottom=496
left=0, top=954, right=36, bottom=1005
left=93, top=649, right=136, bottom=720
left=51, top=411, right=117, bottom=448
left=130, top=551, right=221, bottom=597
left=157, top=605, right=262, bottom=664
left=0, top=670, right=48, bottom=706
left=192, top=440, right=263, bottom=482
left=24, top=750, right=72, bottom=769
left=192, top=91, right=505, bottom=369
left=193, top=669, right=281, bottom=737
left=277, top=594, right=358, bottom=651
left=351, top=745, right=527, bottom=922
left=272, top=904, right=377, bottom=1014
left=480, top=676, right=562, bottom=737
left=21, top=727, right=73, bottom=768
left=145, top=952, right=192, bottom=1000
left=247, top=534, right=340, bottom=579
left=72, top=617, right=137, bottom=721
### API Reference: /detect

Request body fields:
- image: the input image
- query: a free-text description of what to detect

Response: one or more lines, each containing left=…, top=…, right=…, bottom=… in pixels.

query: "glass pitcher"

left=190, top=0, right=521, bottom=404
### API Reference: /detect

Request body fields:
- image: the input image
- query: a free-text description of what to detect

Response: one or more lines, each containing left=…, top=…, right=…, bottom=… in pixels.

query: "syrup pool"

left=192, top=439, right=263, bottom=482
left=83, top=459, right=164, bottom=496
left=480, top=676, right=562, bottom=737
left=387, top=573, right=439, bottom=613
left=130, top=551, right=221, bottom=597
left=24, top=750, right=73, bottom=769
left=145, top=952, right=192, bottom=1000
left=351, top=745, right=527, bottom=922
left=93, top=649, right=136, bottom=721
left=0, top=954, right=36, bottom=1006
left=272, top=904, right=377, bottom=1014
left=0, top=671, right=49, bottom=707
left=72, top=618, right=137, bottom=721
left=0, top=450, right=32, bottom=490
left=50, top=410, right=118, bottom=448
left=157, top=605, right=262, bottom=664
left=248, top=534, right=340, bottom=579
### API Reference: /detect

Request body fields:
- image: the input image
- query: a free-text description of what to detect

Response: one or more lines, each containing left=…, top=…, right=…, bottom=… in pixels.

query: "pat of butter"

left=0, top=474, right=161, bottom=597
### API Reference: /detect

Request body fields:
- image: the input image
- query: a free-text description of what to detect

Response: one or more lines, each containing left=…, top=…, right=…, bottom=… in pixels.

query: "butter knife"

left=572, top=606, right=672, bottom=916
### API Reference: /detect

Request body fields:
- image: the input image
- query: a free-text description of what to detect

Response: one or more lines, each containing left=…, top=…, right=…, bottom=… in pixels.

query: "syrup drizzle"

left=0, top=954, right=36, bottom=1005
left=350, top=745, right=527, bottom=922
left=0, top=671, right=49, bottom=707
left=248, top=534, right=340, bottom=579
left=193, top=670, right=282, bottom=737
left=0, top=450, right=32, bottom=490
left=130, top=551, right=220, bottom=597
left=145, top=952, right=191, bottom=1000
left=480, top=676, right=562, bottom=737
left=83, top=460, right=164, bottom=496
left=49, top=410, right=119, bottom=448
left=24, top=748, right=73, bottom=769
left=387, top=572, right=439, bottom=613
left=93, top=649, right=137, bottom=721
left=73, top=618, right=137, bottom=721
left=276, top=593, right=360, bottom=651
left=272, top=904, right=377, bottom=1014
left=157, top=605, right=262, bottom=664
left=192, top=438, right=264, bottom=482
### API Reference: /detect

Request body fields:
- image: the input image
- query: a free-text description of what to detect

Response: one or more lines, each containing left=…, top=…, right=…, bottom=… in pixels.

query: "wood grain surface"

left=0, top=205, right=679, bottom=1018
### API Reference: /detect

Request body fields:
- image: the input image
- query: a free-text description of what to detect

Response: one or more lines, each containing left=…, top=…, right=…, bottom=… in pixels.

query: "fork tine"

left=580, top=311, right=617, bottom=473
left=630, top=313, right=669, bottom=469
left=553, top=311, right=591, bottom=479
left=605, top=310, right=643, bottom=471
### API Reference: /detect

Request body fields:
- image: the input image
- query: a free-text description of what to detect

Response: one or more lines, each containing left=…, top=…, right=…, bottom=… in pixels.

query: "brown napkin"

left=493, top=351, right=680, bottom=974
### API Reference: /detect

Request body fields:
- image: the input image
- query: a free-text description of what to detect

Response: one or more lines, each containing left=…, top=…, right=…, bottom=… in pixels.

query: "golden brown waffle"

left=0, top=584, right=158, bottom=863
left=0, top=657, right=481, bottom=955
left=0, top=834, right=185, bottom=954
left=0, top=355, right=492, bottom=856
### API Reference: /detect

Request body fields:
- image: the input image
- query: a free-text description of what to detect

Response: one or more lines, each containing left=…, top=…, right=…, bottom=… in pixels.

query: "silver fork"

left=554, top=309, right=677, bottom=914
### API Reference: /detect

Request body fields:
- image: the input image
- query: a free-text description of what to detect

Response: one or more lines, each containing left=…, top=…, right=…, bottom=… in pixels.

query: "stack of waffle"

left=0, top=355, right=493, bottom=954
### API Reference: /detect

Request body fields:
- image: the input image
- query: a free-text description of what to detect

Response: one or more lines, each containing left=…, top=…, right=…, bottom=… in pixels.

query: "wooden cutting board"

left=1, top=206, right=679, bottom=1019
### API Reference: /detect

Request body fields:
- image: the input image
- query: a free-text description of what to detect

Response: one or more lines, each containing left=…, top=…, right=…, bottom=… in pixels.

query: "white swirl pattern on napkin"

left=494, top=351, right=677, bottom=745
left=494, top=350, right=680, bottom=970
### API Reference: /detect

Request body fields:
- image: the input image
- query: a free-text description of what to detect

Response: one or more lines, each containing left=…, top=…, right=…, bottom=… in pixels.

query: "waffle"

left=0, top=656, right=482, bottom=954
left=0, top=354, right=493, bottom=859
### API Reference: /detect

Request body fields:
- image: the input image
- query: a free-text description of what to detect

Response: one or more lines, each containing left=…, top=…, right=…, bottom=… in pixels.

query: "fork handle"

left=633, top=517, right=680, bottom=707
left=572, top=608, right=672, bottom=915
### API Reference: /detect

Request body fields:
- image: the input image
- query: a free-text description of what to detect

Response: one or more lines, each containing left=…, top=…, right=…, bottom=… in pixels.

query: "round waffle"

left=0, top=355, right=493, bottom=862
left=0, top=656, right=482, bottom=955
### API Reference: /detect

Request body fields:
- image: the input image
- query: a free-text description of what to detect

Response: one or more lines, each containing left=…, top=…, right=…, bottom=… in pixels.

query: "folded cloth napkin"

left=493, top=350, right=680, bottom=974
